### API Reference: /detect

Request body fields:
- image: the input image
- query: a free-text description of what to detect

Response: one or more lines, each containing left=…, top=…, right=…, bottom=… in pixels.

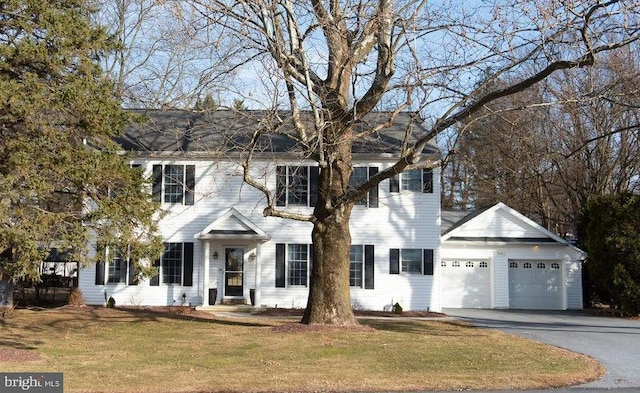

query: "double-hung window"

left=150, top=242, right=194, bottom=286
left=95, top=247, right=137, bottom=285
left=276, top=166, right=319, bottom=207
left=350, top=245, right=364, bottom=287
left=275, top=243, right=311, bottom=287
left=152, top=164, right=195, bottom=205
left=107, top=253, right=127, bottom=284
left=401, top=249, right=423, bottom=273
left=389, top=169, right=433, bottom=193
left=288, top=244, right=308, bottom=286
left=161, top=243, right=183, bottom=284
left=348, top=244, right=375, bottom=289
left=389, top=248, right=434, bottom=276
left=348, top=167, right=379, bottom=207
left=276, top=243, right=375, bottom=289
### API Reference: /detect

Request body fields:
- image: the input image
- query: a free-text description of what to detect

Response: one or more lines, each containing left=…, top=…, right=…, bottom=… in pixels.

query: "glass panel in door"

left=224, top=248, right=244, bottom=297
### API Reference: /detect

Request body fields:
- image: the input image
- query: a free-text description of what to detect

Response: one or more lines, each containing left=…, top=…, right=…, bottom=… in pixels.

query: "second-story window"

left=348, top=167, right=379, bottom=208
left=389, top=169, right=433, bottom=193
left=152, top=164, right=195, bottom=205
left=276, top=166, right=319, bottom=207
left=277, top=165, right=379, bottom=208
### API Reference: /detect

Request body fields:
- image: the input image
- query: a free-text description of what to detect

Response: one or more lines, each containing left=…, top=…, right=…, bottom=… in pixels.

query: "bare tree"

left=143, top=1, right=640, bottom=325
left=94, top=0, right=241, bottom=107
left=444, top=47, right=640, bottom=237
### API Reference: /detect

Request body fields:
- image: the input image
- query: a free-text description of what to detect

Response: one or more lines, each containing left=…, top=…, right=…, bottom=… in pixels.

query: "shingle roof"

left=115, top=109, right=439, bottom=157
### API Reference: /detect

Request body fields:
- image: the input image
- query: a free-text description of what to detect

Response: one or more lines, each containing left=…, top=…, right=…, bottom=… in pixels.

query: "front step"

left=196, top=304, right=257, bottom=313
left=221, top=297, right=247, bottom=305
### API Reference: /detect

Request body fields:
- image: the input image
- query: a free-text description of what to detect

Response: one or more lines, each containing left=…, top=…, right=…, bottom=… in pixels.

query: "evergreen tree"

left=581, top=194, right=640, bottom=315
left=0, top=0, right=162, bottom=282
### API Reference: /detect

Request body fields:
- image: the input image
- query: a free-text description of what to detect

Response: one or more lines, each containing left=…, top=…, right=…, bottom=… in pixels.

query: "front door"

left=224, top=247, right=244, bottom=297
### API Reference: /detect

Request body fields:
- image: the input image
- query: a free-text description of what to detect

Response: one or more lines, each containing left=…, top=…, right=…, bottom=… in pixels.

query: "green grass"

left=0, top=307, right=603, bottom=392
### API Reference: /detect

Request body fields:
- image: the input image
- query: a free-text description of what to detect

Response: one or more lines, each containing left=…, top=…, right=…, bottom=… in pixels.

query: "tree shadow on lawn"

left=360, top=318, right=487, bottom=337
left=96, top=305, right=274, bottom=328
left=1, top=305, right=272, bottom=349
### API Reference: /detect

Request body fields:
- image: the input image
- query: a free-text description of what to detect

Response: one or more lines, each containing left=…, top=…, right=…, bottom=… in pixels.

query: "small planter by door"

left=209, top=289, right=217, bottom=305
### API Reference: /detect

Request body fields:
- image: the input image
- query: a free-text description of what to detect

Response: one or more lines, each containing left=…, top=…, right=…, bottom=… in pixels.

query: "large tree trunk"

left=302, top=203, right=356, bottom=325
left=301, top=123, right=358, bottom=326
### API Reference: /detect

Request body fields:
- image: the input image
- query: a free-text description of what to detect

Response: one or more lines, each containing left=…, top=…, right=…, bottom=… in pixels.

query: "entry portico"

left=194, top=208, right=270, bottom=307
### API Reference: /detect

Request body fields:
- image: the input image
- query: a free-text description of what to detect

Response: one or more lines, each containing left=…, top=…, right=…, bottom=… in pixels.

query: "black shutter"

left=185, top=165, right=195, bottom=205
left=95, top=261, right=105, bottom=285
left=389, top=249, right=400, bottom=274
left=389, top=175, right=399, bottom=193
left=128, top=259, right=137, bottom=285
left=307, top=243, right=313, bottom=287
left=150, top=257, right=160, bottom=286
left=152, top=165, right=162, bottom=202
left=275, top=243, right=286, bottom=287
left=364, top=245, right=374, bottom=289
left=183, top=242, right=194, bottom=286
left=422, top=169, right=433, bottom=193
left=309, top=166, right=319, bottom=207
left=276, top=166, right=287, bottom=206
left=368, top=167, right=379, bottom=208
left=423, top=249, right=434, bottom=275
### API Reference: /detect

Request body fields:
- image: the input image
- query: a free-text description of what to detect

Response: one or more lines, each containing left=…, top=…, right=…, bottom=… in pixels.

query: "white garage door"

left=509, top=260, right=563, bottom=309
left=440, top=259, right=491, bottom=308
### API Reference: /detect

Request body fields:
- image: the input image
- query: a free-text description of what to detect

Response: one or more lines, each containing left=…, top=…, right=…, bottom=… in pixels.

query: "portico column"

left=254, top=243, right=261, bottom=307
left=203, top=240, right=210, bottom=306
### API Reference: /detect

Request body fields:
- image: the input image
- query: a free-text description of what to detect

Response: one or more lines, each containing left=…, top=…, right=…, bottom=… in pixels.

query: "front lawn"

left=0, top=306, right=603, bottom=392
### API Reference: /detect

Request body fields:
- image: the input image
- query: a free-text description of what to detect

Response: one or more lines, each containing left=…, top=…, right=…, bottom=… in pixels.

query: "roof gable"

left=441, top=202, right=569, bottom=245
left=195, top=208, right=270, bottom=241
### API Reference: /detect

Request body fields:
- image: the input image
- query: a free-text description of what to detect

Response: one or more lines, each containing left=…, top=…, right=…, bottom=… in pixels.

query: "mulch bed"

left=271, top=322, right=375, bottom=333
left=0, top=349, right=42, bottom=362
left=257, top=307, right=446, bottom=318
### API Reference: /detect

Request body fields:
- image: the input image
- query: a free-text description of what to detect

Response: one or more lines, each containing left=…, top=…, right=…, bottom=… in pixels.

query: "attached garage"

left=508, top=260, right=563, bottom=309
left=440, top=202, right=585, bottom=310
left=440, top=259, right=491, bottom=308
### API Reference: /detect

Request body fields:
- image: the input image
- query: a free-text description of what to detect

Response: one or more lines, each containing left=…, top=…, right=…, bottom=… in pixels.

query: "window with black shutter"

left=390, top=169, right=434, bottom=193
left=275, top=166, right=319, bottom=207
left=151, top=164, right=196, bottom=205
left=389, top=248, right=435, bottom=276
left=348, top=167, right=379, bottom=208
left=150, top=242, right=193, bottom=286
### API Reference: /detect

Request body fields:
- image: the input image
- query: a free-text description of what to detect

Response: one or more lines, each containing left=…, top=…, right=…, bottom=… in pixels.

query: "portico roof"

left=194, top=208, right=271, bottom=241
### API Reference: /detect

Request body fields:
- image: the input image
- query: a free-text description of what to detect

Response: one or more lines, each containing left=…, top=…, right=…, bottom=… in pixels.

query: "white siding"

left=450, top=209, right=542, bottom=238
left=79, top=159, right=442, bottom=311
left=565, top=260, right=583, bottom=309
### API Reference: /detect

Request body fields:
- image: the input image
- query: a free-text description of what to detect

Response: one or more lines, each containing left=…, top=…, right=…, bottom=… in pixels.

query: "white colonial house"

left=78, top=109, right=585, bottom=311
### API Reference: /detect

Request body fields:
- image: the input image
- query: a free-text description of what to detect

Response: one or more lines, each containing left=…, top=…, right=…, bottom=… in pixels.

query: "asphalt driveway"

left=443, top=308, right=640, bottom=389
